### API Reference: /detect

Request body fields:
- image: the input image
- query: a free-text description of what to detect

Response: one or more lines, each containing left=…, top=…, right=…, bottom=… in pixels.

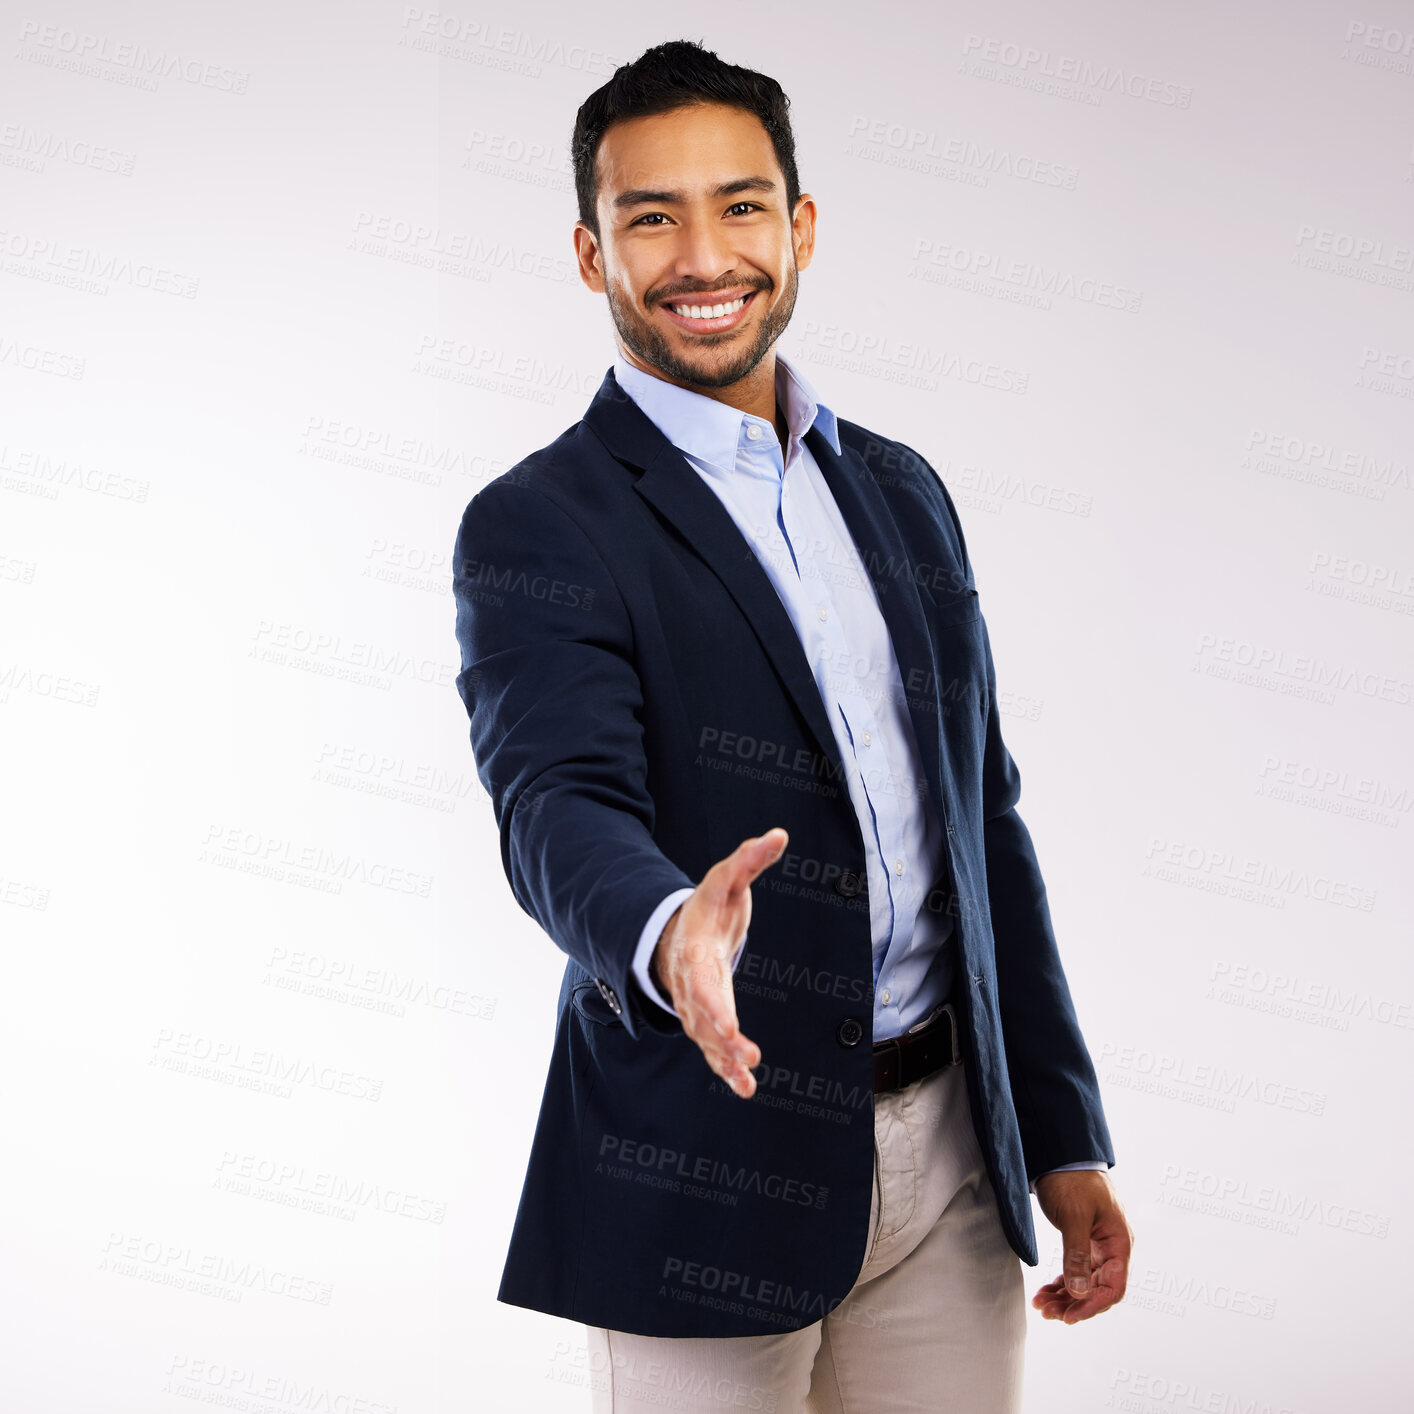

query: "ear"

left=573, top=222, right=606, bottom=293
left=791, top=194, right=818, bottom=273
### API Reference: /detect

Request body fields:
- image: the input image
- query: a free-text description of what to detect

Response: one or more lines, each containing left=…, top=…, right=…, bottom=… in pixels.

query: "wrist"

left=650, top=908, right=680, bottom=996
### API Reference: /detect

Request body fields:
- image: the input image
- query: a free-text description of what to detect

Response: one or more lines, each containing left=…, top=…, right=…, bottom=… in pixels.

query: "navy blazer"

left=451, top=366, right=1115, bottom=1338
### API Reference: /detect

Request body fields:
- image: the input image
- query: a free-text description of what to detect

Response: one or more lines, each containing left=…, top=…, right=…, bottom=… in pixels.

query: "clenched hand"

left=1031, top=1169, right=1134, bottom=1323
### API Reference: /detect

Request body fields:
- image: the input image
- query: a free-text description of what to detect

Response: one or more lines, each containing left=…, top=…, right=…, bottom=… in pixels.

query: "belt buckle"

left=937, top=1000, right=960, bottom=1065
left=874, top=1035, right=902, bottom=1092
left=905, top=1000, right=961, bottom=1068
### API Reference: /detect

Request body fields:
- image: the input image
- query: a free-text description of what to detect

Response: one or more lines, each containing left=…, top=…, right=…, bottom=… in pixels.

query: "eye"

left=629, top=203, right=763, bottom=227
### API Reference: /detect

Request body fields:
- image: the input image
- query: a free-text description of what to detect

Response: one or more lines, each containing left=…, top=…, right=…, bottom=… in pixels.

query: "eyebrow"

left=612, top=176, right=778, bottom=210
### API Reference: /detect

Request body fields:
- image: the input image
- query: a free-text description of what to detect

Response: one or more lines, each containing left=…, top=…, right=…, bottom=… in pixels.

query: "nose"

left=663, top=215, right=741, bottom=295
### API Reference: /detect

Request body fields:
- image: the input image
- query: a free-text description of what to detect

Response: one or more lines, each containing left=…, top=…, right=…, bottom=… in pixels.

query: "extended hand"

left=651, top=827, right=787, bottom=1099
left=1031, top=1170, right=1134, bottom=1323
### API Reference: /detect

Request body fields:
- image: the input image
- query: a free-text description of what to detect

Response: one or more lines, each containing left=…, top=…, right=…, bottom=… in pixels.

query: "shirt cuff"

left=630, top=888, right=695, bottom=1017
left=1028, top=1161, right=1110, bottom=1196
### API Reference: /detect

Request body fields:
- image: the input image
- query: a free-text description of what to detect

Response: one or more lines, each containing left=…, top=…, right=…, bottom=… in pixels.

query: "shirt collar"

left=611, top=348, right=842, bottom=475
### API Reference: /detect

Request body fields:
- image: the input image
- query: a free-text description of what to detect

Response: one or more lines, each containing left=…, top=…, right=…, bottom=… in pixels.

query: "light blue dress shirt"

left=612, top=349, right=1106, bottom=1192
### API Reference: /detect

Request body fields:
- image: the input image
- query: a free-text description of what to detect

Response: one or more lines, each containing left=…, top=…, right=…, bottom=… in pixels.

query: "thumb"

left=749, top=826, right=789, bottom=869
left=1061, top=1215, right=1093, bottom=1297
left=724, top=827, right=789, bottom=891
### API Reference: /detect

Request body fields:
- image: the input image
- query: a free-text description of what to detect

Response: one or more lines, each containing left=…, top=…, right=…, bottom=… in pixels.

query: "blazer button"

left=595, top=978, right=623, bottom=1016
left=834, top=869, right=863, bottom=898
left=836, top=1016, right=865, bottom=1048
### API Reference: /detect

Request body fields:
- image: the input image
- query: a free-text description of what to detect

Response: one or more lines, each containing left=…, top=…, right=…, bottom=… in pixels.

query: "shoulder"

left=836, top=417, right=951, bottom=497
left=833, top=416, right=968, bottom=564
left=452, top=418, right=638, bottom=591
left=470, top=421, right=601, bottom=508
left=458, top=416, right=633, bottom=531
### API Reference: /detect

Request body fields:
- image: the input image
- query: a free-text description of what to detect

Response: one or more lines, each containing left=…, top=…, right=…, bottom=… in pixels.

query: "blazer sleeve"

left=902, top=444, right=1116, bottom=1182
left=452, top=475, right=697, bottom=1040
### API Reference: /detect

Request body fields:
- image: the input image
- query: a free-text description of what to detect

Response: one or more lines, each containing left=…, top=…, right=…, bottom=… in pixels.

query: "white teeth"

left=671, top=296, right=746, bottom=320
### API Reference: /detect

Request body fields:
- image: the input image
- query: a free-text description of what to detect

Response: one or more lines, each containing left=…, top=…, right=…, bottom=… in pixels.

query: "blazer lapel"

left=803, top=423, right=948, bottom=829
left=584, top=368, right=847, bottom=788
left=582, top=366, right=948, bottom=829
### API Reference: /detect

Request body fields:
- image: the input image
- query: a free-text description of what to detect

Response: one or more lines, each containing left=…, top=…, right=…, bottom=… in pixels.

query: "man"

left=452, top=39, right=1132, bottom=1413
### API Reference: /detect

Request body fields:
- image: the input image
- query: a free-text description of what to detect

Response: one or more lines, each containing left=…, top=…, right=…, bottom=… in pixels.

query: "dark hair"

left=571, top=39, right=801, bottom=239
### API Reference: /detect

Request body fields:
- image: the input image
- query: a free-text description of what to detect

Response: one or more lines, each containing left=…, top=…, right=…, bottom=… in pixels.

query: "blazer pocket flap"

left=571, top=981, right=626, bottom=1029
left=931, top=588, right=981, bottom=627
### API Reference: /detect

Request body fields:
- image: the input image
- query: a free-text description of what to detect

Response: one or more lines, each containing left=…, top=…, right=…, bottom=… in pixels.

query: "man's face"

left=574, top=102, right=815, bottom=391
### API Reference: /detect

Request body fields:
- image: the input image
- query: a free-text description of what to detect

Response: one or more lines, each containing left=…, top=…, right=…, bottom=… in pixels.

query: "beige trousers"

left=585, top=1048, right=1027, bottom=1413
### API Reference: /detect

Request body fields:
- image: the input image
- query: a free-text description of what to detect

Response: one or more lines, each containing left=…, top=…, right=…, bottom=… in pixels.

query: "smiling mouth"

left=658, top=289, right=759, bottom=333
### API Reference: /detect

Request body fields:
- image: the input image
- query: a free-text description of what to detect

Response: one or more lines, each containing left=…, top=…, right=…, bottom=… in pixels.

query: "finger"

left=678, top=962, right=761, bottom=1094
left=687, top=997, right=761, bottom=1076
left=680, top=940, right=760, bottom=1058
left=1060, top=1287, right=1120, bottom=1323
left=711, top=828, right=789, bottom=902
left=1060, top=1220, right=1095, bottom=1300
left=1083, top=1217, right=1132, bottom=1303
left=691, top=1015, right=761, bottom=1076
left=700, top=1032, right=759, bottom=1098
left=719, top=1051, right=758, bottom=1098
left=1035, top=1267, right=1125, bottom=1323
left=1093, top=1251, right=1129, bottom=1302
left=1033, top=1291, right=1074, bottom=1321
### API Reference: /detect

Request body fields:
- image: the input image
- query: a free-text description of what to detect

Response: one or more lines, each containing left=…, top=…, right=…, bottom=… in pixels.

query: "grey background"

left=2, top=1, right=1410, bottom=1409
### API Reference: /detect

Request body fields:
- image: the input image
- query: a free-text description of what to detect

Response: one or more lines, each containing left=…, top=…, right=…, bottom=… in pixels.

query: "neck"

left=618, top=344, right=783, bottom=433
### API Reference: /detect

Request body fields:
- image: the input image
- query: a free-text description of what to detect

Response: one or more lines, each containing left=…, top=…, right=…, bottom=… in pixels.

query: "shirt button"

left=880, top=988, right=892, bottom=1006
left=746, top=424, right=763, bottom=440
left=862, top=730, right=872, bottom=746
left=817, top=605, right=828, bottom=622
left=893, top=858, right=905, bottom=876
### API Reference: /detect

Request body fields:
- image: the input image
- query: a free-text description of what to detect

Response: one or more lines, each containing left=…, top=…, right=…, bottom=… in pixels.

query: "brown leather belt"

left=873, top=1000, right=960, bottom=1094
